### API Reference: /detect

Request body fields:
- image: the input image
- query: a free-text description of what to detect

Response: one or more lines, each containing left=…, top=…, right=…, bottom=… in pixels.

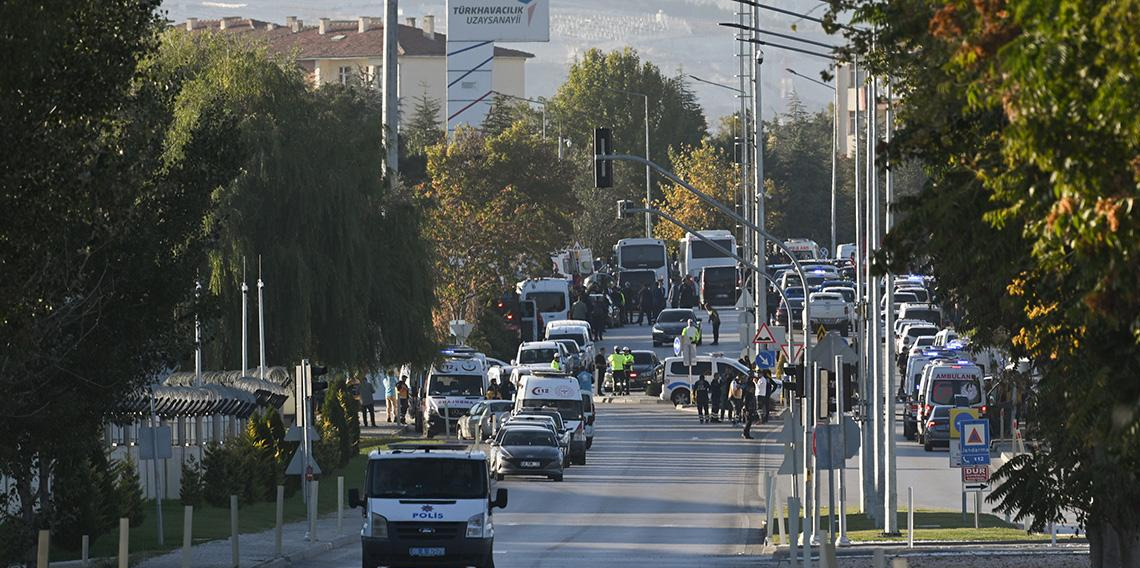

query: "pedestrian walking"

left=709, top=372, right=725, bottom=423
left=357, top=376, right=377, bottom=427
left=729, top=376, right=744, bottom=425
left=382, top=371, right=398, bottom=423
left=694, top=374, right=711, bottom=423
left=637, top=285, right=654, bottom=325
left=758, top=370, right=774, bottom=424
left=706, top=304, right=721, bottom=345
left=742, top=375, right=758, bottom=439
left=594, top=348, right=607, bottom=396
left=396, top=376, right=410, bottom=424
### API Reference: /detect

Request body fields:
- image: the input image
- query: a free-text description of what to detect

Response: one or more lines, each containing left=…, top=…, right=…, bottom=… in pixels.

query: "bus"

left=679, top=230, right=736, bottom=279
left=613, top=238, right=668, bottom=284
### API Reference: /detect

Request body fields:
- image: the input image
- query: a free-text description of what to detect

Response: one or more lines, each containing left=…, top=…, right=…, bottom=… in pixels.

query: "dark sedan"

left=626, top=350, right=661, bottom=391
left=922, top=405, right=952, bottom=451
left=490, top=426, right=565, bottom=481
left=651, top=308, right=701, bottom=347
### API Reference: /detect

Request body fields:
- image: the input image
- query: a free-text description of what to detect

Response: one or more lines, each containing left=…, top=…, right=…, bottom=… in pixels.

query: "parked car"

left=458, top=400, right=514, bottom=441
left=489, top=425, right=565, bottom=482
left=626, top=350, right=661, bottom=391
left=922, top=405, right=952, bottom=451
left=651, top=308, right=701, bottom=347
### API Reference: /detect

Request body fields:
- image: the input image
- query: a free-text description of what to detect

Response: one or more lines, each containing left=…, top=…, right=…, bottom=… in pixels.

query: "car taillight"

left=629, top=371, right=638, bottom=378
left=924, top=404, right=933, bottom=418
left=980, top=405, right=987, bottom=415
left=927, top=420, right=936, bottom=428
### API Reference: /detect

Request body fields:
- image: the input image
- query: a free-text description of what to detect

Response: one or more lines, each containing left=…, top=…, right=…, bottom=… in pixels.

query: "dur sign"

left=447, top=0, right=550, bottom=42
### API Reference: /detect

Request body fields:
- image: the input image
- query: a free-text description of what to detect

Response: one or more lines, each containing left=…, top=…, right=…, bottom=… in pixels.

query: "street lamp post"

left=607, top=88, right=653, bottom=238
left=785, top=68, right=838, bottom=258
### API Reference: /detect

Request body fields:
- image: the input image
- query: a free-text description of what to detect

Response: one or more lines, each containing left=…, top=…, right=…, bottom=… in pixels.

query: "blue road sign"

left=673, top=337, right=682, bottom=357
left=754, top=350, right=777, bottom=370
left=960, top=419, right=991, bottom=465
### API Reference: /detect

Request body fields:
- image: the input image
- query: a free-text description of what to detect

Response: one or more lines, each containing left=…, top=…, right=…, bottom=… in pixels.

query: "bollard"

left=81, top=534, right=89, bottom=566
left=872, top=548, right=885, bottom=568
left=118, top=518, right=129, bottom=568
left=891, top=558, right=909, bottom=568
left=761, top=472, right=772, bottom=545
left=907, top=487, right=914, bottom=549
left=1050, top=522, right=1056, bottom=546
left=230, top=495, right=239, bottom=568
left=821, top=541, right=836, bottom=568
left=182, top=505, right=193, bottom=568
left=37, top=529, right=49, bottom=568
left=309, top=480, right=320, bottom=542
left=337, top=476, right=345, bottom=530
left=275, top=485, right=284, bottom=556
left=974, top=492, right=980, bottom=529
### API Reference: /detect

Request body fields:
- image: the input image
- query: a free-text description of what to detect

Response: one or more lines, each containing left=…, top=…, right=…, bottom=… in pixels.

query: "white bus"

left=613, top=238, right=668, bottom=284
left=679, top=230, right=736, bottom=279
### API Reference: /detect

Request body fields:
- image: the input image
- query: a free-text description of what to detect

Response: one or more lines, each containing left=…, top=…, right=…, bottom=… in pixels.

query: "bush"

left=49, top=445, right=119, bottom=550
left=201, top=440, right=245, bottom=507
left=318, top=379, right=357, bottom=468
left=113, top=458, right=145, bottom=527
left=179, top=455, right=204, bottom=507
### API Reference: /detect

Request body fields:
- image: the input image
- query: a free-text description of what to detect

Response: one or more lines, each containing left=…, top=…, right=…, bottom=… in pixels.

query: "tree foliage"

left=654, top=141, right=740, bottom=243
left=828, top=0, right=1140, bottom=563
left=421, top=125, right=576, bottom=332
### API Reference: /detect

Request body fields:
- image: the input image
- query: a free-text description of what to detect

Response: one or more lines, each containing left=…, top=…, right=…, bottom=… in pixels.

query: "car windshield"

left=518, top=400, right=582, bottom=422
left=619, top=244, right=666, bottom=269
left=368, top=458, right=486, bottom=499
left=691, top=239, right=734, bottom=259
left=894, top=292, right=919, bottom=303
left=500, top=430, right=557, bottom=447
left=528, top=291, right=566, bottom=313
left=657, top=310, right=693, bottom=323
left=519, top=348, right=558, bottom=364
left=903, top=308, right=942, bottom=327
left=428, top=374, right=484, bottom=396
left=907, top=326, right=936, bottom=338
left=553, top=339, right=580, bottom=354
left=826, top=288, right=856, bottom=303
left=785, top=287, right=805, bottom=299
left=551, top=332, right=587, bottom=348
left=929, top=379, right=982, bottom=405
left=932, top=406, right=951, bottom=419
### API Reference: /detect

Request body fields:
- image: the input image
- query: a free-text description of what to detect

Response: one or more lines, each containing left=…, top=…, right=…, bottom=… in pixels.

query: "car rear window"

left=929, top=379, right=982, bottom=405
left=633, top=352, right=655, bottom=365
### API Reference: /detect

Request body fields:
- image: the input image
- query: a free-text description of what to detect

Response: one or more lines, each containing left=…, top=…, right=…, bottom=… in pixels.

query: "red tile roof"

left=177, top=17, right=534, bottom=60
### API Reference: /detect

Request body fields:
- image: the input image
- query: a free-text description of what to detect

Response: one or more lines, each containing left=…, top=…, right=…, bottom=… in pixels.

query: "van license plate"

left=522, top=461, right=540, bottom=467
left=409, top=547, right=445, bottom=557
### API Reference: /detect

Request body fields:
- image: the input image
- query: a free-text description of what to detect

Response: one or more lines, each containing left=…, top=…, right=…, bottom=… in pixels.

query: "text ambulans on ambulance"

left=423, top=358, right=488, bottom=437
left=514, top=372, right=587, bottom=465
left=349, top=444, right=507, bottom=568
left=916, top=361, right=985, bottom=426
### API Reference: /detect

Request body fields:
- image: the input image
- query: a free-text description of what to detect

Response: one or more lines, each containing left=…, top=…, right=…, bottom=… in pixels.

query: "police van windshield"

left=528, top=292, right=566, bottom=313
left=428, top=374, right=484, bottom=396
left=519, top=399, right=583, bottom=421
left=519, top=348, right=558, bottom=364
left=368, top=458, right=486, bottom=499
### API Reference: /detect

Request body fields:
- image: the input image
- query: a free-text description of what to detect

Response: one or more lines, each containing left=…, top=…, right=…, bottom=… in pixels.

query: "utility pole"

left=241, top=258, right=248, bottom=376
left=643, top=95, right=652, bottom=238
left=194, top=280, right=202, bottom=387
left=257, top=256, right=266, bottom=381
left=752, top=5, right=767, bottom=333
left=868, top=74, right=883, bottom=523
left=882, top=77, right=899, bottom=534
left=382, top=0, right=399, bottom=189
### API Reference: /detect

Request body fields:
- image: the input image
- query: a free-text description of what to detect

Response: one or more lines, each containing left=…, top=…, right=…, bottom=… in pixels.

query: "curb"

left=251, top=534, right=358, bottom=568
left=598, top=396, right=668, bottom=404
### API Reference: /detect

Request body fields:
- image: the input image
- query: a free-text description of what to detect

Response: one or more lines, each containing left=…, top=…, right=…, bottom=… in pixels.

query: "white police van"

left=350, top=443, right=507, bottom=568
left=656, top=354, right=752, bottom=406
left=424, top=357, right=488, bottom=437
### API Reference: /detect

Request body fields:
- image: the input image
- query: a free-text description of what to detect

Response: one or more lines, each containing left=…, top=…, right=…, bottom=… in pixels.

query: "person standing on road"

left=706, top=304, right=721, bottom=346
left=638, top=285, right=653, bottom=325
left=594, top=348, right=607, bottom=396
left=358, top=376, right=377, bottom=427
left=653, top=280, right=667, bottom=323
left=758, top=370, right=774, bottom=424
left=396, top=376, right=410, bottom=424
left=571, top=295, right=590, bottom=321
left=694, top=373, right=711, bottom=423
left=709, top=372, right=725, bottom=423
left=742, top=375, right=758, bottom=439
left=729, top=376, right=744, bottom=425
left=382, top=371, right=398, bottom=423
left=621, top=347, right=635, bottom=395
left=608, top=348, right=626, bottom=396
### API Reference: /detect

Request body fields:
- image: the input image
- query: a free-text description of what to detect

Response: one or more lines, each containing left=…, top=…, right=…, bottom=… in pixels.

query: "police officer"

left=682, top=319, right=700, bottom=347
left=607, top=347, right=627, bottom=396
left=694, top=373, right=711, bottom=423
left=594, top=347, right=607, bottom=395
left=551, top=353, right=562, bottom=371
left=621, top=346, right=635, bottom=395
left=742, top=375, right=758, bottom=439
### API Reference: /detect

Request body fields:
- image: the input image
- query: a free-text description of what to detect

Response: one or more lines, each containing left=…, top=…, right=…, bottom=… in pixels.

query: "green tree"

left=829, top=0, right=1140, bottom=563
left=654, top=141, right=740, bottom=243
left=422, top=124, right=576, bottom=334
left=401, top=85, right=444, bottom=185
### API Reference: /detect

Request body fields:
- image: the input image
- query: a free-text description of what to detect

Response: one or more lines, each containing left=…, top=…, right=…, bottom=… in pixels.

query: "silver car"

left=459, top=400, right=514, bottom=441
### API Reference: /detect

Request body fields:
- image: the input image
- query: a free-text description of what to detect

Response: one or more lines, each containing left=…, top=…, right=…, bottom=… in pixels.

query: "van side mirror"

left=348, top=488, right=361, bottom=509
left=493, top=488, right=509, bottom=509
left=510, top=360, right=517, bottom=366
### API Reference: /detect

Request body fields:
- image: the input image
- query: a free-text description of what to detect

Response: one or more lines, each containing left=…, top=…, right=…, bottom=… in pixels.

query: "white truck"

left=350, top=443, right=507, bottom=568
left=808, top=291, right=853, bottom=336
left=423, top=358, right=488, bottom=437
left=514, top=372, right=588, bottom=465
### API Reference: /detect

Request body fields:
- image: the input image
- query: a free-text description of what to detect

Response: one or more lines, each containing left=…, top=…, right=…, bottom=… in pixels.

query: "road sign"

left=755, top=350, right=777, bottom=370
left=964, top=482, right=990, bottom=492
left=780, top=343, right=804, bottom=363
left=810, top=332, right=857, bottom=372
left=962, top=466, right=990, bottom=483
left=950, top=407, right=980, bottom=439
left=816, top=324, right=828, bottom=341
left=960, top=419, right=991, bottom=465
left=753, top=323, right=777, bottom=344
left=949, top=443, right=963, bottom=468
left=673, top=337, right=682, bottom=357
left=813, top=417, right=861, bottom=470
left=286, top=449, right=322, bottom=477
left=138, top=426, right=172, bottom=460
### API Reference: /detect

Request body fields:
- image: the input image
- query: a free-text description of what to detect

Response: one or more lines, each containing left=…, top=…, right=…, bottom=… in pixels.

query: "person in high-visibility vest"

left=608, top=348, right=627, bottom=395
left=621, top=346, right=635, bottom=395
left=551, top=353, right=562, bottom=371
left=682, top=319, right=700, bottom=346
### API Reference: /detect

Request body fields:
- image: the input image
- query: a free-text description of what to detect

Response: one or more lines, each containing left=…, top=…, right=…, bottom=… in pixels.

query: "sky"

left=161, top=0, right=843, bottom=125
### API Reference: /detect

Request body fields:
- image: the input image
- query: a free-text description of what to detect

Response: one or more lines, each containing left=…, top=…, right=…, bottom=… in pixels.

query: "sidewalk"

left=133, top=512, right=359, bottom=568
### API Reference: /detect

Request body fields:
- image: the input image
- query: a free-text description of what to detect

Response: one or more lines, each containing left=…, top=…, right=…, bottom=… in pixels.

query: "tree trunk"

left=16, top=473, right=36, bottom=567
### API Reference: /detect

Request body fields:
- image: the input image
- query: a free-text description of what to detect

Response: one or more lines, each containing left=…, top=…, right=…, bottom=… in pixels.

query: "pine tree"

left=404, top=86, right=444, bottom=157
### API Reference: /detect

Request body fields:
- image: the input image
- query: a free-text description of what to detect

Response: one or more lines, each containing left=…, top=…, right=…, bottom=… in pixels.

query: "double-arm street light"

left=785, top=68, right=839, bottom=258
left=605, top=87, right=653, bottom=238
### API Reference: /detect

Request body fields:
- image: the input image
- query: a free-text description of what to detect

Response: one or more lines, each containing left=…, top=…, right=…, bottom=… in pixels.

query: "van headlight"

left=370, top=513, right=389, bottom=539
left=466, top=512, right=492, bottom=538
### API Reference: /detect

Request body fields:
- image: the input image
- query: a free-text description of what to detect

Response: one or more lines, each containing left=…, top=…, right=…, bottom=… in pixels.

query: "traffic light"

left=310, top=364, right=329, bottom=398
left=594, top=127, right=613, bottom=188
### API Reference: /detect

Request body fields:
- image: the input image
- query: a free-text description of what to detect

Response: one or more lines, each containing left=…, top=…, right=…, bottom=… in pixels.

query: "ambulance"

left=514, top=371, right=588, bottom=465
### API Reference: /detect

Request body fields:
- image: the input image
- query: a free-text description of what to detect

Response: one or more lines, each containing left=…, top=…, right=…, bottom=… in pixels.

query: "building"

left=177, top=16, right=534, bottom=127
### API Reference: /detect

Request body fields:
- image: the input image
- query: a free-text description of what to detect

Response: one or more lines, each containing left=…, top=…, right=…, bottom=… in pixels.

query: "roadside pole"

left=836, top=355, right=850, bottom=544
left=882, top=77, right=899, bottom=535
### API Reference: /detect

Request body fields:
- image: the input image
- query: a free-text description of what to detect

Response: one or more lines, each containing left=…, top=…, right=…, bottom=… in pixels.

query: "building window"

left=847, top=65, right=857, bottom=87
left=338, top=66, right=352, bottom=85
left=848, top=110, right=856, bottom=136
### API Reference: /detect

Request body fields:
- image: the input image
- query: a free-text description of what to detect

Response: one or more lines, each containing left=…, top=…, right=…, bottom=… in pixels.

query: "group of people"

left=353, top=372, right=410, bottom=427
left=598, top=346, right=636, bottom=395
left=691, top=369, right=777, bottom=439
left=484, top=377, right=516, bottom=401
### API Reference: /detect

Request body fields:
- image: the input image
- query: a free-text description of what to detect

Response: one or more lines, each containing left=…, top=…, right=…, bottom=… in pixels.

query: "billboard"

left=446, top=40, right=495, bottom=132
left=447, top=0, right=550, bottom=42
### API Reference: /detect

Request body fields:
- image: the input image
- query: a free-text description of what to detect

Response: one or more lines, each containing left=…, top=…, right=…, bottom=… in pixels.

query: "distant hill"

left=161, top=0, right=839, bottom=122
